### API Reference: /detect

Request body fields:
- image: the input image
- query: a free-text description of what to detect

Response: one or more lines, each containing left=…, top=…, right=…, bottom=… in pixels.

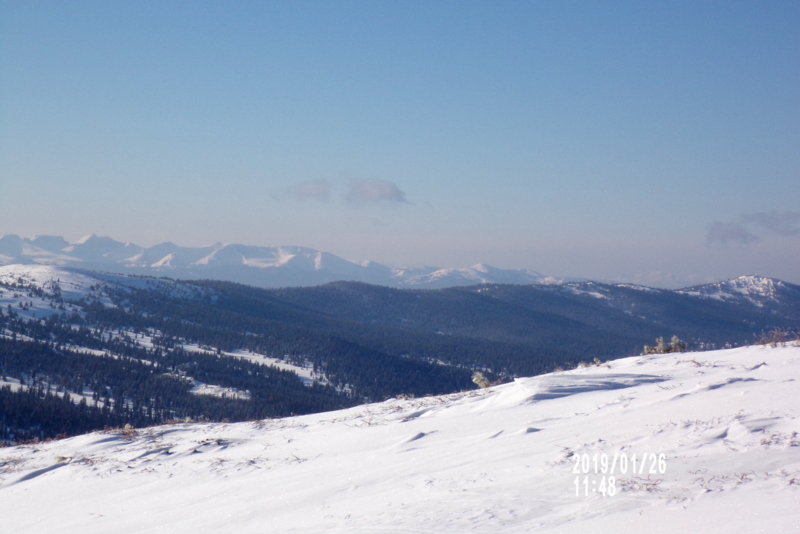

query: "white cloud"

left=281, top=178, right=410, bottom=207
left=706, top=211, right=800, bottom=247
left=344, top=179, right=409, bottom=206
left=705, top=221, right=759, bottom=247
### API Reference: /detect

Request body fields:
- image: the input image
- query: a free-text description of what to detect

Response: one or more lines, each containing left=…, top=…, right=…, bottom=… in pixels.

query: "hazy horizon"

left=2, top=1, right=798, bottom=287
left=1, top=230, right=797, bottom=289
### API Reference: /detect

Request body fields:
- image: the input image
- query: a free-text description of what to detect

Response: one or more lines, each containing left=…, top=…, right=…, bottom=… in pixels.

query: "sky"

left=1, top=1, right=798, bottom=287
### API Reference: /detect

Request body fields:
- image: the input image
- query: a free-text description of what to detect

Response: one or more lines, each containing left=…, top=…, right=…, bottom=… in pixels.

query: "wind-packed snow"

left=1, top=344, right=798, bottom=533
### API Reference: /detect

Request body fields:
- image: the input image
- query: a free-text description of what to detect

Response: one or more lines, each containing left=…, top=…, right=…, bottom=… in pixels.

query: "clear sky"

left=1, top=1, right=798, bottom=287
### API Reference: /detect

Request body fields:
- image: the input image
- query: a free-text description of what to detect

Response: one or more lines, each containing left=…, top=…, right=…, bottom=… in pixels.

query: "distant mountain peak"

left=75, top=233, right=100, bottom=244
left=30, top=235, right=70, bottom=251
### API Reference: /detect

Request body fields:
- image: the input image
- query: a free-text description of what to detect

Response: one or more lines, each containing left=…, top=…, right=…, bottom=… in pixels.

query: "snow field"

left=0, top=344, right=798, bottom=532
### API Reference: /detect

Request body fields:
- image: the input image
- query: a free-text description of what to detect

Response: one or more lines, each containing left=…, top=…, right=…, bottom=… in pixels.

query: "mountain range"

left=0, top=258, right=798, bottom=455
left=0, top=234, right=550, bottom=289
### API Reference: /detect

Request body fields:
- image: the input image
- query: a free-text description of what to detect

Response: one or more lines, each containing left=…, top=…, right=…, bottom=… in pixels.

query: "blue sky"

left=1, top=1, right=798, bottom=286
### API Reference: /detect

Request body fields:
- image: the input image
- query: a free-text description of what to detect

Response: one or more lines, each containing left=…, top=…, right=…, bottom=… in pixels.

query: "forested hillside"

left=1, top=265, right=797, bottom=443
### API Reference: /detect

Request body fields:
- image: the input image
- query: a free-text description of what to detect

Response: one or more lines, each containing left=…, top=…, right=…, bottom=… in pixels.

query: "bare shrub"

left=756, top=328, right=795, bottom=347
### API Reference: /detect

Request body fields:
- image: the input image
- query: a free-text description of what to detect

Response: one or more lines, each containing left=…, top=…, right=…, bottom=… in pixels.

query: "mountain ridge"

left=0, top=233, right=550, bottom=289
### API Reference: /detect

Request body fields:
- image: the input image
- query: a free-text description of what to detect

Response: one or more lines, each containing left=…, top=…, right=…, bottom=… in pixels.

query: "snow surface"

left=560, top=282, right=609, bottom=299
left=0, top=264, right=101, bottom=318
left=0, top=264, right=100, bottom=299
left=0, top=377, right=101, bottom=406
left=179, top=345, right=320, bottom=386
left=0, top=264, right=214, bottom=321
left=188, top=380, right=251, bottom=401
left=228, top=350, right=319, bottom=386
left=2, top=344, right=799, bottom=533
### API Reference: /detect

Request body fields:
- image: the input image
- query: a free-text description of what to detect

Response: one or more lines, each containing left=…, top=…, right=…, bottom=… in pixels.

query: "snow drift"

left=1, top=344, right=798, bottom=533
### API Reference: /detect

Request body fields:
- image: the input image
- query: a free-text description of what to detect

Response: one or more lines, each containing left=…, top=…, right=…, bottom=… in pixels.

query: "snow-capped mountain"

left=0, top=234, right=549, bottom=289
left=1, top=344, right=798, bottom=533
left=401, top=263, right=548, bottom=288
left=677, top=275, right=800, bottom=307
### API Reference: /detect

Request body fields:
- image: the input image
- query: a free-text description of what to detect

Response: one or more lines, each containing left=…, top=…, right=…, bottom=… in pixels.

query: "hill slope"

left=2, top=264, right=798, bottom=444
left=1, top=344, right=798, bottom=533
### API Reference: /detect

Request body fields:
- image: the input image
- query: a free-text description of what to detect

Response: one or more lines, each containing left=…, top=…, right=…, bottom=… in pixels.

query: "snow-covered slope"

left=402, top=263, right=546, bottom=289
left=0, top=264, right=110, bottom=318
left=0, top=264, right=100, bottom=299
left=1, top=344, right=798, bottom=533
left=677, top=275, right=799, bottom=307
left=0, top=234, right=550, bottom=288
